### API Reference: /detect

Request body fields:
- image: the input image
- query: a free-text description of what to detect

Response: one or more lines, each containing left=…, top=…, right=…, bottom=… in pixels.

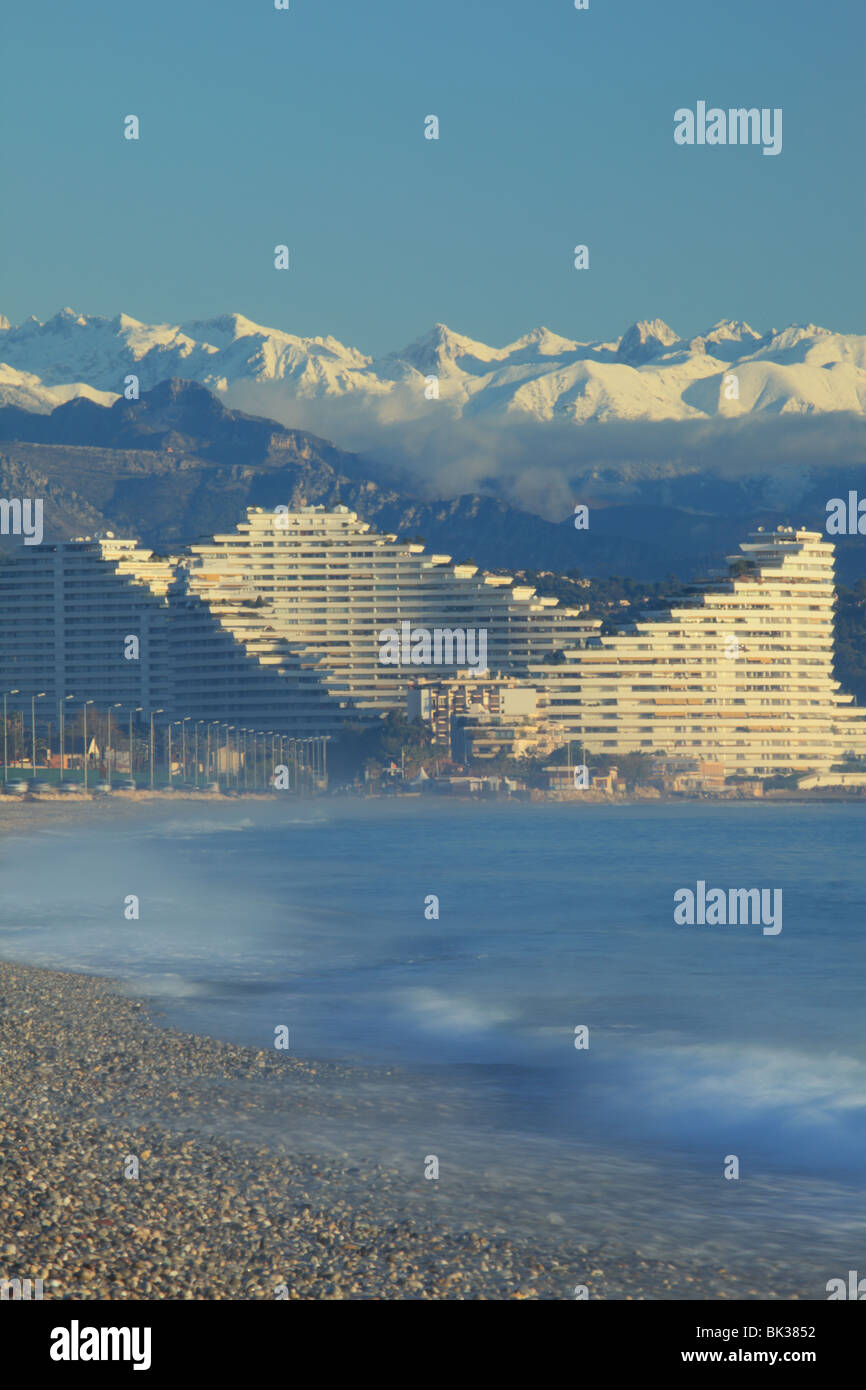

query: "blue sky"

left=2, top=0, right=863, bottom=353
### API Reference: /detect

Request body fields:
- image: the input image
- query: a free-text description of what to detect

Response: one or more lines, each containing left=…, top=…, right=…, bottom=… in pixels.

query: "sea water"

left=2, top=798, right=864, bottom=1288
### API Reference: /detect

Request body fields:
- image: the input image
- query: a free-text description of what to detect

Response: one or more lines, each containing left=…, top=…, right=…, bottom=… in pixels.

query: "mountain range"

left=0, top=380, right=684, bottom=576
left=2, top=378, right=865, bottom=585
left=2, top=308, right=865, bottom=424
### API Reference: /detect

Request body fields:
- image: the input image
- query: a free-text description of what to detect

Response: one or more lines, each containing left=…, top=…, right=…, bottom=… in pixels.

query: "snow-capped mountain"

left=1, top=307, right=864, bottom=423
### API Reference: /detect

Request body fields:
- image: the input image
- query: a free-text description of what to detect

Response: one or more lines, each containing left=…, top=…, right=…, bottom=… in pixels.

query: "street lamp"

left=179, top=716, right=191, bottom=786
left=58, top=694, right=74, bottom=784
left=209, top=721, right=219, bottom=785
left=194, top=722, right=204, bottom=789
left=107, top=703, right=123, bottom=789
left=227, top=727, right=235, bottom=789
left=150, top=709, right=164, bottom=789
left=2, top=689, right=20, bottom=784
left=31, top=692, right=47, bottom=777
left=218, top=723, right=227, bottom=788
left=130, top=707, right=143, bottom=786
left=82, top=700, right=94, bottom=792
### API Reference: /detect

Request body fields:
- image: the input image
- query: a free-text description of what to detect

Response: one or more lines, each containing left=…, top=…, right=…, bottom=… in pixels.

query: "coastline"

left=0, top=787, right=862, bottom=841
left=0, top=955, right=814, bottom=1301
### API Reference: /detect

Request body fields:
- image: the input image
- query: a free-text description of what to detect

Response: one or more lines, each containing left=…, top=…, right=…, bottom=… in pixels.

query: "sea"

left=2, top=797, right=864, bottom=1292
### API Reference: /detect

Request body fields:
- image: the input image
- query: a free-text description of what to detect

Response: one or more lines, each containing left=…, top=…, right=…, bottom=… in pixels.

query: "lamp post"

left=58, top=694, right=73, bottom=784
left=108, top=703, right=122, bottom=789
left=130, top=706, right=143, bottom=786
left=31, top=692, right=46, bottom=777
left=195, top=721, right=204, bottom=789
left=150, top=709, right=163, bottom=789
left=181, top=717, right=191, bottom=786
left=82, top=700, right=94, bottom=792
left=3, top=689, right=19, bottom=784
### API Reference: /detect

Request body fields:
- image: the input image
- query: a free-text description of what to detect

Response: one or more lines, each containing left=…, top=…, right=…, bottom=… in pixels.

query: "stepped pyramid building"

left=0, top=505, right=593, bottom=733
left=167, top=505, right=593, bottom=729
left=533, top=526, right=866, bottom=775
left=1, top=512, right=865, bottom=777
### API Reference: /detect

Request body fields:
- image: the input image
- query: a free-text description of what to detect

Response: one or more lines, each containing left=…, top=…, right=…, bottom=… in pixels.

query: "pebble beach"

left=0, top=956, right=815, bottom=1300
left=0, top=798, right=817, bottom=1300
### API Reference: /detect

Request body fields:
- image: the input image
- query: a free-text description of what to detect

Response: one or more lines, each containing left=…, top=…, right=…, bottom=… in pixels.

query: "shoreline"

left=0, top=788, right=862, bottom=837
left=0, top=956, right=817, bottom=1301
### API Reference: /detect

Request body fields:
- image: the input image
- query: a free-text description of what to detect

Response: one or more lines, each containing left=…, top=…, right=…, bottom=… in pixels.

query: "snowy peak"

left=392, top=322, right=499, bottom=373
left=178, top=311, right=273, bottom=344
left=616, top=319, right=680, bottom=364
left=688, top=318, right=765, bottom=359
left=0, top=308, right=863, bottom=424
left=504, top=326, right=580, bottom=358
left=704, top=318, right=760, bottom=343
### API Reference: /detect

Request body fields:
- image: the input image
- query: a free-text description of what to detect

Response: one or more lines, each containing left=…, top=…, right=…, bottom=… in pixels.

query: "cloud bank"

left=221, top=381, right=866, bottom=522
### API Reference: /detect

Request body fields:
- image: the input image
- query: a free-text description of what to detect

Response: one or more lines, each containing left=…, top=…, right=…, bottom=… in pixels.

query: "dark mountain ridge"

left=0, top=379, right=861, bottom=582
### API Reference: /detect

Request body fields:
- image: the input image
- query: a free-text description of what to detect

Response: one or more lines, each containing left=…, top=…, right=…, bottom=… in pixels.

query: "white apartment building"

left=2, top=516, right=864, bottom=775
left=166, top=505, right=593, bottom=731
left=0, top=507, right=593, bottom=733
left=0, top=535, right=175, bottom=711
left=531, top=527, right=866, bottom=776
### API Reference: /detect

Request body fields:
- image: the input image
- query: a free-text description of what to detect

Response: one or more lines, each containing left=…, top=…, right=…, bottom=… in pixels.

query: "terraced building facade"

left=532, top=527, right=866, bottom=775
left=2, top=515, right=864, bottom=776
left=168, top=505, right=594, bottom=731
